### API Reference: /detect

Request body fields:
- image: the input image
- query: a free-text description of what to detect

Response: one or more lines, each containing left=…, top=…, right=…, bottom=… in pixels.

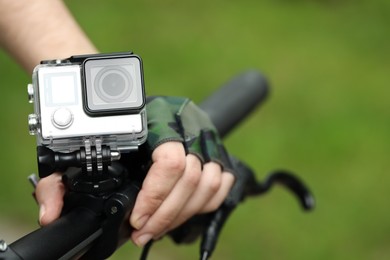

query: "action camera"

left=28, top=52, right=147, bottom=153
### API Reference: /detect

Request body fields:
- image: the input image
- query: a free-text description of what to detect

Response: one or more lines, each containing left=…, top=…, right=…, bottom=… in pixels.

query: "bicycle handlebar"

left=200, top=70, right=269, bottom=138
left=9, top=208, right=103, bottom=259
left=3, top=70, right=269, bottom=260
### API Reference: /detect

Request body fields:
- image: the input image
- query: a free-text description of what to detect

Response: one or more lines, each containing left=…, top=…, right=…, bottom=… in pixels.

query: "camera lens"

left=95, top=66, right=132, bottom=103
left=84, top=56, right=144, bottom=114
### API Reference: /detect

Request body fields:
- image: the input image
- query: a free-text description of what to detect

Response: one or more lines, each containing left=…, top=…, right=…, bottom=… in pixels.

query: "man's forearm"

left=0, top=0, right=97, bottom=73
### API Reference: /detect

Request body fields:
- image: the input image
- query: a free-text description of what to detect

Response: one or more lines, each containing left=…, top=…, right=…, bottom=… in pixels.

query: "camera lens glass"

left=95, top=66, right=132, bottom=103
left=84, top=56, right=144, bottom=114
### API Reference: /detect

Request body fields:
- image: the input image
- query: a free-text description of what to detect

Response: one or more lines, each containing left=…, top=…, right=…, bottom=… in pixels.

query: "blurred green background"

left=0, top=0, right=389, bottom=259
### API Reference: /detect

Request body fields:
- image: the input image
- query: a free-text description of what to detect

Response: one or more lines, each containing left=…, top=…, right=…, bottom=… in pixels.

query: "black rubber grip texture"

left=200, top=70, right=269, bottom=138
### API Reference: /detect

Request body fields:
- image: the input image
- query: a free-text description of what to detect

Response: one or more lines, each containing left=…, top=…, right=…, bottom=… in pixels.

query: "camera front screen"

left=83, top=56, right=144, bottom=115
left=44, top=72, right=78, bottom=106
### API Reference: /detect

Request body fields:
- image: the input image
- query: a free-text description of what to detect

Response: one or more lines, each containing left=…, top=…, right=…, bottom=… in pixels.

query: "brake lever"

left=248, top=170, right=315, bottom=210
left=199, top=158, right=315, bottom=260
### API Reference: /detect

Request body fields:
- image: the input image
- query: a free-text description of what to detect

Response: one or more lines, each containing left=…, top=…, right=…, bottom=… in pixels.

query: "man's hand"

left=130, top=142, right=234, bottom=246
left=36, top=96, right=235, bottom=247
left=35, top=142, right=234, bottom=247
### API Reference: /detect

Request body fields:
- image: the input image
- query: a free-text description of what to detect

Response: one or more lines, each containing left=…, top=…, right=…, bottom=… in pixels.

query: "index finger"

left=130, top=142, right=186, bottom=230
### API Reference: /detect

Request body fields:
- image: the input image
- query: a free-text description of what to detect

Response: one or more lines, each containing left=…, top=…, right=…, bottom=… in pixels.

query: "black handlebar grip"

left=200, top=70, right=269, bottom=138
left=9, top=208, right=102, bottom=260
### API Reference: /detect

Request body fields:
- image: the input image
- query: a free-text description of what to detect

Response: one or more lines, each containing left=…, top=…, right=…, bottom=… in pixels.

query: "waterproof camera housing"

left=28, top=52, right=147, bottom=153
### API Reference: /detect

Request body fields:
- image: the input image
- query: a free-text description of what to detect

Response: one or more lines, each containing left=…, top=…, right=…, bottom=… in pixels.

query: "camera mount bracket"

left=36, top=137, right=128, bottom=194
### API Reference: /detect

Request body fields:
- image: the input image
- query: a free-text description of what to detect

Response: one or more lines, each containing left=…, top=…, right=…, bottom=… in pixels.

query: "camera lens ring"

left=94, top=66, right=133, bottom=103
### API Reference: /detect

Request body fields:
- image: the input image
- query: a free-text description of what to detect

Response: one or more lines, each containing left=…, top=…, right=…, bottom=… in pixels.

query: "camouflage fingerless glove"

left=146, top=96, right=232, bottom=171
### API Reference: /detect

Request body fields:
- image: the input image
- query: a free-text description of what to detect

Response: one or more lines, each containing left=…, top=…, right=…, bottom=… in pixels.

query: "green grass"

left=0, top=0, right=389, bottom=259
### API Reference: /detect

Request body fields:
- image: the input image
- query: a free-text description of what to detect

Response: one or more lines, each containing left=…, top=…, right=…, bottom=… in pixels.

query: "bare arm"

left=0, top=0, right=97, bottom=73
